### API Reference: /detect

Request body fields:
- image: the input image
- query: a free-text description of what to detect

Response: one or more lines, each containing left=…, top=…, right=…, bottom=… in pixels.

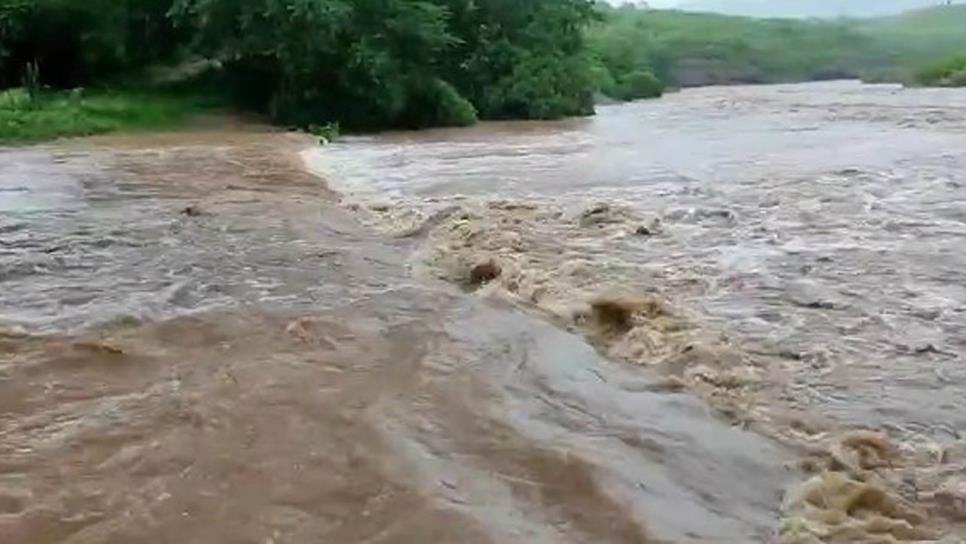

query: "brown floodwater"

left=1, top=126, right=788, bottom=543
left=308, top=80, right=966, bottom=433
left=304, top=81, right=966, bottom=541
left=2, top=80, right=965, bottom=543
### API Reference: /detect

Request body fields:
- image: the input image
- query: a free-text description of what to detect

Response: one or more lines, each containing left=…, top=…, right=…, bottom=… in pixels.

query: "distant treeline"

left=589, top=4, right=966, bottom=90
left=2, top=0, right=966, bottom=133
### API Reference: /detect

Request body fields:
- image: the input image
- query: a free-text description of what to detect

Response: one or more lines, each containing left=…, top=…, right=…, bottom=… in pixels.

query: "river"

left=2, top=81, right=966, bottom=542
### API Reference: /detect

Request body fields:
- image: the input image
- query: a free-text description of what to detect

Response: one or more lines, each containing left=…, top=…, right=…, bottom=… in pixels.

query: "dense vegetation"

left=0, top=0, right=181, bottom=89
left=1, top=0, right=597, bottom=137
left=3, top=0, right=966, bottom=143
left=917, top=54, right=966, bottom=86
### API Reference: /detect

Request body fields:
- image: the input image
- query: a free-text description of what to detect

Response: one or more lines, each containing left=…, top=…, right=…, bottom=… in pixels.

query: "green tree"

left=442, top=0, right=596, bottom=119
left=2, top=0, right=599, bottom=131
left=174, top=0, right=469, bottom=127
left=174, top=0, right=596, bottom=127
left=0, top=0, right=179, bottom=89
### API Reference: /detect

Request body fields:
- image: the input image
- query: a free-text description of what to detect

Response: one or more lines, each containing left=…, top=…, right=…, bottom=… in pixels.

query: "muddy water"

left=309, top=80, right=966, bottom=431
left=306, top=81, right=966, bottom=541
left=1, top=129, right=790, bottom=543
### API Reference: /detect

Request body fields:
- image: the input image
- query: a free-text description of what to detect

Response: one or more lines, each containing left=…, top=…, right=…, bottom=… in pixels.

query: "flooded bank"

left=306, top=81, right=966, bottom=541
left=1, top=129, right=790, bottom=542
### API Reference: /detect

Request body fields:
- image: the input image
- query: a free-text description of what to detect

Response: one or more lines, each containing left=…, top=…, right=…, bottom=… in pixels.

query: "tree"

left=0, top=0, right=179, bottom=88
left=2, top=0, right=600, bottom=129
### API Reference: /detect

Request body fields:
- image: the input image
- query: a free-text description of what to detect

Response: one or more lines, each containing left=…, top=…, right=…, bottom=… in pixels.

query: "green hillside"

left=867, top=4, right=966, bottom=38
left=677, top=0, right=961, bottom=19
left=861, top=5, right=966, bottom=70
left=588, top=4, right=966, bottom=92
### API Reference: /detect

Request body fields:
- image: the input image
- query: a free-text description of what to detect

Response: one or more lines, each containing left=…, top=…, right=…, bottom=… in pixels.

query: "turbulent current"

left=3, top=81, right=966, bottom=542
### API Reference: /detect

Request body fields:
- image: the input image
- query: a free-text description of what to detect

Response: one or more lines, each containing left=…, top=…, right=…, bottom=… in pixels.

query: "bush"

left=917, top=53, right=966, bottom=86
left=948, top=68, right=966, bottom=86
left=480, top=53, right=595, bottom=120
left=308, top=122, right=340, bottom=145
left=399, top=78, right=477, bottom=129
left=613, top=69, right=664, bottom=101
left=174, top=0, right=595, bottom=129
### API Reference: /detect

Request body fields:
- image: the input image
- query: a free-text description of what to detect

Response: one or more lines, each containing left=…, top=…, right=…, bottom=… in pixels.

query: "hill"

left=588, top=3, right=966, bottom=90
left=863, top=4, right=966, bottom=38
left=672, top=0, right=962, bottom=19
left=860, top=5, right=966, bottom=70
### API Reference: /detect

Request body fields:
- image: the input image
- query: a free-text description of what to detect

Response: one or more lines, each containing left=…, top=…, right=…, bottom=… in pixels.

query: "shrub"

left=399, top=78, right=477, bottom=129
left=917, top=53, right=966, bottom=86
left=614, top=69, right=664, bottom=100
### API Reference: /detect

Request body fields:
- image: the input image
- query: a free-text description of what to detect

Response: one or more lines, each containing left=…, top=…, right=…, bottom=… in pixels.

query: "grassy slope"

left=0, top=88, right=214, bottom=145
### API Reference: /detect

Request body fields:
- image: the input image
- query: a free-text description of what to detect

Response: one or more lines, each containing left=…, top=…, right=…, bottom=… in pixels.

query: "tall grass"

left=0, top=88, right=212, bottom=145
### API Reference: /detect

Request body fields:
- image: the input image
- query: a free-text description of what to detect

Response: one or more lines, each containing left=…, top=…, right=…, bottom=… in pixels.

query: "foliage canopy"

left=2, top=0, right=598, bottom=129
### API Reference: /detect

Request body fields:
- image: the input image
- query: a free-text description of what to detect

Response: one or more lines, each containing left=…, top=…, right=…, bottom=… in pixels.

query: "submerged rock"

left=578, top=203, right=628, bottom=227
left=468, top=260, right=502, bottom=286
left=633, top=217, right=662, bottom=237
left=181, top=205, right=204, bottom=217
